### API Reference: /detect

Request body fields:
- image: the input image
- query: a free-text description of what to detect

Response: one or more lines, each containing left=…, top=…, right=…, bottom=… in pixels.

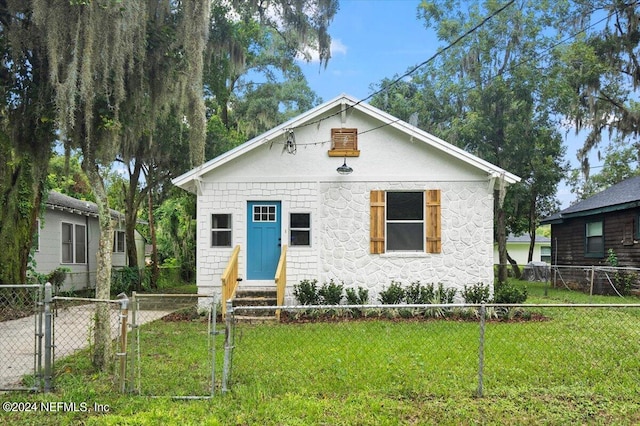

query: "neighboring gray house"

left=172, top=94, right=520, bottom=304
left=32, top=191, right=145, bottom=292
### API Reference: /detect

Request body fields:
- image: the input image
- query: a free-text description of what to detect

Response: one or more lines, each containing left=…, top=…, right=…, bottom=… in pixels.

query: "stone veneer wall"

left=196, top=179, right=494, bottom=304
left=318, top=181, right=494, bottom=303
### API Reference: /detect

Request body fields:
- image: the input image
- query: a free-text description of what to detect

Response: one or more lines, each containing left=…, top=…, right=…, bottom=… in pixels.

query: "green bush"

left=318, top=279, right=344, bottom=305
left=378, top=281, right=405, bottom=304
left=111, top=267, right=141, bottom=296
left=293, top=279, right=320, bottom=305
left=494, top=281, right=528, bottom=304
left=462, top=283, right=491, bottom=304
left=405, top=281, right=434, bottom=304
left=435, top=283, right=457, bottom=304
left=345, top=286, right=369, bottom=305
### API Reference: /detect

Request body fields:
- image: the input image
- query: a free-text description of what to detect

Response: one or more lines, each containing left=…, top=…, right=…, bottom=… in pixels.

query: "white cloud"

left=298, top=38, right=347, bottom=63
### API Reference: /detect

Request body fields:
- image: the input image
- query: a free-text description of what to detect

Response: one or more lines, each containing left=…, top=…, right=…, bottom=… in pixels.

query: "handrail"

left=221, top=245, right=241, bottom=317
left=274, top=245, right=287, bottom=320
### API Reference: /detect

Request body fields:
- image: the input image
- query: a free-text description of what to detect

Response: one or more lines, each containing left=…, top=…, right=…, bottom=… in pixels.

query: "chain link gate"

left=128, top=293, right=220, bottom=398
left=0, top=284, right=44, bottom=392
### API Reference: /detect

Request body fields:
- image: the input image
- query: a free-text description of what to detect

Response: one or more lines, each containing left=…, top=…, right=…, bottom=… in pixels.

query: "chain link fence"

left=224, top=303, right=640, bottom=398
left=128, top=293, right=220, bottom=398
left=551, top=265, right=640, bottom=296
left=0, top=285, right=43, bottom=391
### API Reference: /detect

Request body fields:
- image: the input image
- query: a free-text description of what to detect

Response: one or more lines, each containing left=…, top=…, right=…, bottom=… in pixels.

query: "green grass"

left=3, top=281, right=640, bottom=425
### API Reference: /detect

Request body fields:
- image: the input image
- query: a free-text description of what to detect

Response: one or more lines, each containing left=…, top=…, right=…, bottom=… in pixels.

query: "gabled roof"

left=172, top=94, right=520, bottom=193
left=46, top=191, right=124, bottom=220
left=541, top=176, right=640, bottom=224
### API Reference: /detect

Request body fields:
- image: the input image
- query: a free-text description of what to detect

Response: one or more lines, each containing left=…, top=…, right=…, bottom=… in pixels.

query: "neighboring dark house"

left=541, top=176, right=640, bottom=294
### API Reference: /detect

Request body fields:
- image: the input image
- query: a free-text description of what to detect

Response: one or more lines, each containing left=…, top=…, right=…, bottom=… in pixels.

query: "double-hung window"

left=113, top=231, right=125, bottom=253
left=585, top=220, right=604, bottom=257
left=386, top=192, right=424, bottom=251
left=211, top=214, right=232, bottom=247
left=290, top=213, right=311, bottom=246
left=370, top=189, right=441, bottom=254
left=61, top=222, right=87, bottom=264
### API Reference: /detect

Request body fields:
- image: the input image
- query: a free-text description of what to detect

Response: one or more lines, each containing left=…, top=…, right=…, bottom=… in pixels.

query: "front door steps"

left=232, top=288, right=278, bottom=323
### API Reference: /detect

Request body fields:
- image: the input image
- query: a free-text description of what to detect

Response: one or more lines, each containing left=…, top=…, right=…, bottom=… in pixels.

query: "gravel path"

left=0, top=303, right=174, bottom=390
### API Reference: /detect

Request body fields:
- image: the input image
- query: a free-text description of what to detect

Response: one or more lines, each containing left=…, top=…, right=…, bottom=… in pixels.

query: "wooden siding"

left=550, top=208, right=640, bottom=295
left=551, top=208, right=640, bottom=267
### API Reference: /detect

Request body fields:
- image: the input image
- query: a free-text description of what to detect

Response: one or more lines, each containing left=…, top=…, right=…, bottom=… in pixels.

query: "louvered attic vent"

left=328, top=128, right=360, bottom=157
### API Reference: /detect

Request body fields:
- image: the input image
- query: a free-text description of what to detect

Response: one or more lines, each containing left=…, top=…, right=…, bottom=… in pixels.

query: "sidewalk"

left=0, top=303, right=173, bottom=389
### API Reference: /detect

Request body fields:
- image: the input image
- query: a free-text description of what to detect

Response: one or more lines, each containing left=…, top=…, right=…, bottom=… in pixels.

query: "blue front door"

left=247, top=201, right=281, bottom=280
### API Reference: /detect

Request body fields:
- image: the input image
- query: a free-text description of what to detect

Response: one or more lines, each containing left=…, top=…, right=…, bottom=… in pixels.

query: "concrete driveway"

left=0, top=303, right=174, bottom=390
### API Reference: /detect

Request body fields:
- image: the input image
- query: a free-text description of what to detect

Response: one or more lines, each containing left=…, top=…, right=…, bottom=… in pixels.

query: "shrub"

left=345, top=286, right=369, bottom=305
left=435, top=283, right=456, bottom=304
left=318, top=279, right=344, bottom=305
left=462, top=283, right=491, bottom=304
left=405, top=281, right=435, bottom=304
left=111, top=267, right=141, bottom=295
left=293, top=279, right=320, bottom=305
left=378, top=280, right=405, bottom=304
left=494, top=281, right=528, bottom=304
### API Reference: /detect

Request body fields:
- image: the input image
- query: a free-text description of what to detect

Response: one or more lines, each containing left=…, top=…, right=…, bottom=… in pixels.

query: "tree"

left=551, top=1, right=640, bottom=172
left=371, top=0, right=569, bottom=283
left=32, top=0, right=210, bottom=370
left=0, top=2, right=57, bottom=285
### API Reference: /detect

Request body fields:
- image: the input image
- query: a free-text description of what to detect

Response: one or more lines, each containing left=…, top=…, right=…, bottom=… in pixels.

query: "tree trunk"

left=527, top=195, right=537, bottom=264
left=124, top=157, right=146, bottom=290
left=0, top=144, right=48, bottom=284
left=148, top=183, right=159, bottom=289
left=82, top=159, right=114, bottom=371
left=507, top=251, right=522, bottom=279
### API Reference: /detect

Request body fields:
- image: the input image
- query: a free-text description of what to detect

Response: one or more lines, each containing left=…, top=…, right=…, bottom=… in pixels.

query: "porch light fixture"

left=337, top=157, right=353, bottom=175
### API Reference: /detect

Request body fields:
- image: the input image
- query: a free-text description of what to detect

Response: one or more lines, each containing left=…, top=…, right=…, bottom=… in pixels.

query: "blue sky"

left=298, top=0, right=437, bottom=102
left=297, top=0, right=591, bottom=208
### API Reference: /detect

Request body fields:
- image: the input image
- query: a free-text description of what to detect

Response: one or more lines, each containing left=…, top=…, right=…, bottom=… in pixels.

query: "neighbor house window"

left=61, top=222, right=86, bottom=264
left=370, top=190, right=441, bottom=254
left=541, top=246, right=551, bottom=263
left=290, top=213, right=311, bottom=246
left=211, top=214, right=232, bottom=247
left=585, top=220, right=604, bottom=257
left=113, top=231, right=125, bottom=253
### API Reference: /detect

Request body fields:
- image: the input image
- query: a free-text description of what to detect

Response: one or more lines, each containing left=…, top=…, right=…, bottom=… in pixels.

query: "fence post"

left=477, top=303, right=485, bottom=398
left=222, top=299, right=234, bottom=393
left=43, top=282, right=53, bottom=392
left=130, top=291, right=137, bottom=394
left=116, top=293, right=129, bottom=393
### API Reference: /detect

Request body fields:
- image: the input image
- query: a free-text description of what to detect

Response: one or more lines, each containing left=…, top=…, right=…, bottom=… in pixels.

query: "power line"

left=288, top=0, right=516, bottom=131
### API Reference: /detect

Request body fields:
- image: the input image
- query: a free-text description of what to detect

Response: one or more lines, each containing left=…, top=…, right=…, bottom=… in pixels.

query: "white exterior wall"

left=187, top=99, right=508, bottom=304
left=196, top=178, right=494, bottom=304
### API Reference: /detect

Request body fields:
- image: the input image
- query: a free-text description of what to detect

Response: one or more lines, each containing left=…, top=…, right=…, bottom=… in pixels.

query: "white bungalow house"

left=32, top=191, right=145, bottom=292
left=172, top=94, right=520, bottom=305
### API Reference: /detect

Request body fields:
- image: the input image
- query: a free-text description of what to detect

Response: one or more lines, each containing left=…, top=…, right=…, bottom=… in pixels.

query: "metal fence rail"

left=225, top=303, right=640, bottom=398
left=0, top=284, right=43, bottom=391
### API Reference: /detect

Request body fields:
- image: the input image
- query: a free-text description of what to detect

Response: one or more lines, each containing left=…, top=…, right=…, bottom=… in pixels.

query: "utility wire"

left=288, top=0, right=516, bottom=131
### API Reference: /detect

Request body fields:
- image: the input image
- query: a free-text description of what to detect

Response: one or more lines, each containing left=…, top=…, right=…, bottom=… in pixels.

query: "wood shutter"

left=426, top=189, right=441, bottom=253
left=370, top=190, right=385, bottom=254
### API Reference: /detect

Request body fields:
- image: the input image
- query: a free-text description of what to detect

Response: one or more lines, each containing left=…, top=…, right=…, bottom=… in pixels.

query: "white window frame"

left=385, top=191, right=425, bottom=252
left=61, top=222, right=87, bottom=264
left=113, top=230, right=125, bottom=253
left=290, top=213, right=311, bottom=246
left=211, top=214, right=232, bottom=247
